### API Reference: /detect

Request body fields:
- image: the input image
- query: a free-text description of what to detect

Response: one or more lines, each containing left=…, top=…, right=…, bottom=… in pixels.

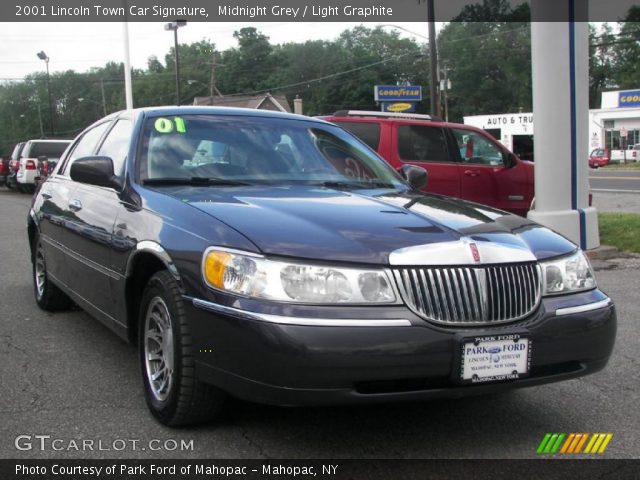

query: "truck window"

left=397, top=125, right=450, bottom=163
left=334, top=121, right=381, bottom=150
left=452, top=129, right=505, bottom=166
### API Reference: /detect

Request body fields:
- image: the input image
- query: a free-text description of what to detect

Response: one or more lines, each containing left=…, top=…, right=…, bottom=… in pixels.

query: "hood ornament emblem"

left=470, top=243, right=481, bottom=263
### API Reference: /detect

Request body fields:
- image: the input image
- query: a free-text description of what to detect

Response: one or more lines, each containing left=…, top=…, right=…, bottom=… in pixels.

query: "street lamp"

left=164, top=20, right=187, bottom=106
left=37, top=50, right=54, bottom=135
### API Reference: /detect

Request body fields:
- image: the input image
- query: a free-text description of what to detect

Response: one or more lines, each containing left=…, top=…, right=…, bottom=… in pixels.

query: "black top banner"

left=4, top=0, right=639, bottom=22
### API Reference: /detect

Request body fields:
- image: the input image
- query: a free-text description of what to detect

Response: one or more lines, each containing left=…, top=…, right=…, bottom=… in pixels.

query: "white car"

left=17, top=139, right=71, bottom=192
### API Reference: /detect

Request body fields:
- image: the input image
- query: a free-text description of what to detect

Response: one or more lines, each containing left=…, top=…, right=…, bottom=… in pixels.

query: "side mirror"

left=398, top=164, right=428, bottom=190
left=505, top=152, right=519, bottom=167
left=70, top=156, right=121, bottom=189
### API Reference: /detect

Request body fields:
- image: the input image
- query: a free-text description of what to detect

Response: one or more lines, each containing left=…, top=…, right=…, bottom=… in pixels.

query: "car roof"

left=116, top=105, right=327, bottom=124
left=321, top=111, right=488, bottom=133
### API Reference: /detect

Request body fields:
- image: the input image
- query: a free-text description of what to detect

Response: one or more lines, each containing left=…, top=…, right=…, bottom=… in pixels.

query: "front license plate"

left=460, top=334, right=531, bottom=384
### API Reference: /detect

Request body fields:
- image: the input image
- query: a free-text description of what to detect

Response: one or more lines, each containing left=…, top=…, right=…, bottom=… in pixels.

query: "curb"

left=586, top=245, right=623, bottom=261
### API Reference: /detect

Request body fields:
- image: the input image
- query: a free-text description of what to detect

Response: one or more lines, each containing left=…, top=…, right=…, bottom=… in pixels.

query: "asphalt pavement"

left=590, top=168, right=640, bottom=193
left=0, top=187, right=638, bottom=460
left=593, top=190, right=640, bottom=214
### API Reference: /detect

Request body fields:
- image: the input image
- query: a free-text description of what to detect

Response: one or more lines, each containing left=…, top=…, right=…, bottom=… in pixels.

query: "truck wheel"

left=139, top=270, right=225, bottom=426
left=33, top=236, right=73, bottom=311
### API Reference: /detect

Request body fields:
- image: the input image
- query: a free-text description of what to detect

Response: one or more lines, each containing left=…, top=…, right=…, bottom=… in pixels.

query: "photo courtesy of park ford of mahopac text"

left=1, top=0, right=639, bottom=478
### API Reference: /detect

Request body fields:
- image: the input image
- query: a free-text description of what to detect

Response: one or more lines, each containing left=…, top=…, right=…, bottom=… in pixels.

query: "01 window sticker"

left=154, top=117, right=187, bottom=134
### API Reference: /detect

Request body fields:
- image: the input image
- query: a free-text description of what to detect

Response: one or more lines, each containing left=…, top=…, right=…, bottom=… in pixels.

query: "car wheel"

left=33, top=236, right=73, bottom=311
left=139, top=270, right=225, bottom=426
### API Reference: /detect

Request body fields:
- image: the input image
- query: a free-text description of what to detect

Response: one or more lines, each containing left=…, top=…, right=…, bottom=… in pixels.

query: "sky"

left=0, top=22, right=435, bottom=81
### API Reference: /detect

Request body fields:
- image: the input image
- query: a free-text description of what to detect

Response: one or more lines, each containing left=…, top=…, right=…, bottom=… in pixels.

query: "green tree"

left=590, top=23, right=616, bottom=108
left=217, top=28, right=275, bottom=94
left=611, top=6, right=640, bottom=89
left=438, top=0, right=532, bottom=121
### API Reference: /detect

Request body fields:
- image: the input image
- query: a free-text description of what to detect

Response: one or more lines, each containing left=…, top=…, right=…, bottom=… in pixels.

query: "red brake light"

left=26, top=159, right=37, bottom=170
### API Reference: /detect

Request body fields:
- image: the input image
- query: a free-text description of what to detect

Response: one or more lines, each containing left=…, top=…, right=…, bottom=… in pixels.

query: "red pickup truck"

left=322, top=111, right=534, bottom=217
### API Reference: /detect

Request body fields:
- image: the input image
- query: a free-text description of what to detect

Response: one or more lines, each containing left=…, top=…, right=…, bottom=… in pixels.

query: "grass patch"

left=601, top=162, right=640, bottom=170
left=599, top=213, right=640, bottom=253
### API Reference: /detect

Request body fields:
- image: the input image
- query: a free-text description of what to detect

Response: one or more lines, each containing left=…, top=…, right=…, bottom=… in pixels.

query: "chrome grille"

left=393, top=263, right=541, bottom=325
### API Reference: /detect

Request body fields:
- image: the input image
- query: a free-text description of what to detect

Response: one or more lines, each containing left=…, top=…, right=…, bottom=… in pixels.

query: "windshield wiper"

left=142, top=177, right=252, bottom=187
left=311, top=180, right=396, bottom=190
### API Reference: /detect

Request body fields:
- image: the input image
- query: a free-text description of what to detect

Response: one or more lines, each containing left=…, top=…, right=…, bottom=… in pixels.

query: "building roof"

left=193, top=93, right=291, bottom=113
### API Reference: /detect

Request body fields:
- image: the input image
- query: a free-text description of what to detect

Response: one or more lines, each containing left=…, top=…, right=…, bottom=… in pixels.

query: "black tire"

left=138, top=270, right=225, bottom=426
left=33, top=236, right=73, bottom=311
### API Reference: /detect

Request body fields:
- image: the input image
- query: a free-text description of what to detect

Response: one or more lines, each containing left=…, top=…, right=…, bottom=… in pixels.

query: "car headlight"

left=203, top=248, right=396, bottom=304
left=540, top=250, right=596, bottom=296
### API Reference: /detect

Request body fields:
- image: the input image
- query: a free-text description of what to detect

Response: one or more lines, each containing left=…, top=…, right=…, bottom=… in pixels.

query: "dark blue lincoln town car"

left=29, top=107, right=616, bottom=426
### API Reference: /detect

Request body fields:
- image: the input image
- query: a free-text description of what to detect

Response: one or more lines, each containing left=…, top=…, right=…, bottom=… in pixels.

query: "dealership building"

left=464, top=88, right=640, bottom=161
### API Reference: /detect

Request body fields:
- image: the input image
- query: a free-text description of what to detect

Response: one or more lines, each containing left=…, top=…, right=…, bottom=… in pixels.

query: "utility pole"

left=209, top=52, right=224, bottom=98
left=440, top=66, right=451, bottom=122
left=122, top=22, right=133, bottom=109
left=37, top=51, right=54, bottom=135
left=36, top=103, right=44, bottom=138
left=427, top=0, right=439, bottom=117
left=165, top=21, right=187, bottom=106
left=210, top=56, right=215, bottom=98
left=100, top=78, right=107, bottom=116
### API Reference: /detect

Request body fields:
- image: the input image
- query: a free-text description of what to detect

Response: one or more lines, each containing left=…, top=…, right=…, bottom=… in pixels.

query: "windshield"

left=27, top=141, right=71, bottom=159
left=11, top=143, right=24, bottom=160
left=138, top=114, right=405, bottom=189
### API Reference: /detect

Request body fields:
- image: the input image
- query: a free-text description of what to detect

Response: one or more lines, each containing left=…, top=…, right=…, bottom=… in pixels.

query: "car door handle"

left=41, top=190, right=53, bottom=199
left=68, top=199, right=83, bottom=212
left=464, top=170, right=480, bottom=177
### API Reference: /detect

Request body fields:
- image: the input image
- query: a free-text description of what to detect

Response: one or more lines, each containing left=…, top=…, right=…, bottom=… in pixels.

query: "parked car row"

left=2, top=139, right=71, bottom=192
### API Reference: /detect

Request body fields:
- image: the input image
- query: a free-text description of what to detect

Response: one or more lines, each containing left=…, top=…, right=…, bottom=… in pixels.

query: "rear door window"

left=397, top=125, right=451, bottom=162
left=11, top=143, right=25, bottom=160
left=334, top=121, right=381, bottom=150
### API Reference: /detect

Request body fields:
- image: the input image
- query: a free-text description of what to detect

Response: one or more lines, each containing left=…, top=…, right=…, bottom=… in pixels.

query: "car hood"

left=159, top=185, right=576, bottom=265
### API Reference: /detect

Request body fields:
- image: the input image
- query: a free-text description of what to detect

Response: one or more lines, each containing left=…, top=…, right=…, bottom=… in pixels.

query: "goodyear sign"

left=618, top=90, right=640, bottom=108
left=375, top=85, right=422, bottom=102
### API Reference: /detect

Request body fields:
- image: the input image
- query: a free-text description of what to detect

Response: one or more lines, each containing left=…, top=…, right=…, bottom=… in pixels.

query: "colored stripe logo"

left=537, top=433, right=613, bottom=454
